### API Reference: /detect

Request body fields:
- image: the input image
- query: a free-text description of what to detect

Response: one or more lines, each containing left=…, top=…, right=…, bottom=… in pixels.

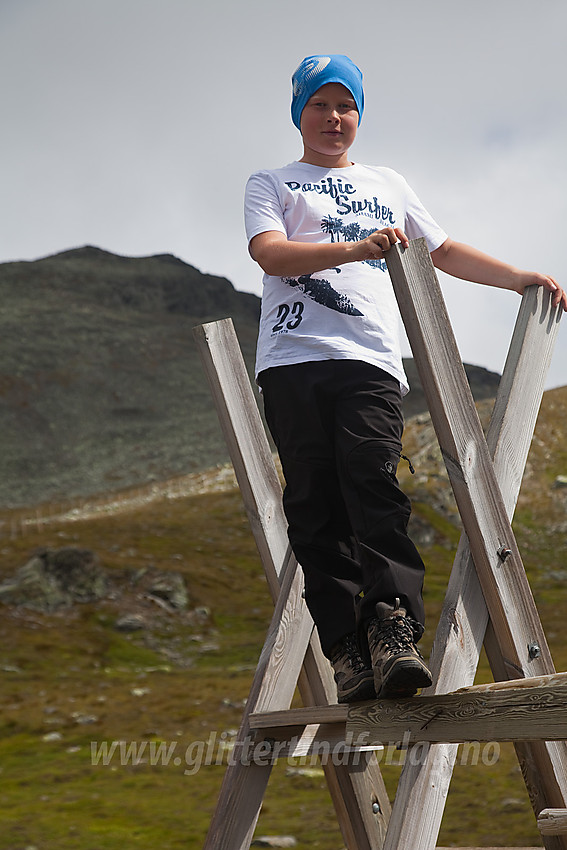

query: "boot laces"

left=332, top=633, right=366, bottom=673
left=370, top=599, right=417, bottom=655
left=375, top=613, right=415, bottom=655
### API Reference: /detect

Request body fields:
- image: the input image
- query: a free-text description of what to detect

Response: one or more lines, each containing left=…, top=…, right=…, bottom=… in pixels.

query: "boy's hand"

left=517, top=271, right=567, bottom=312
left=250, top=226, right=410, bottom=277
left=353, top=227, right=409, bottom=262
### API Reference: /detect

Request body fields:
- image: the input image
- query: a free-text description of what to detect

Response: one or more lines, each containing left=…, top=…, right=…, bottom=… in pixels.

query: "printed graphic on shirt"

left=320, top=216, right=387, bottom=272
left=281, top=272, right=363, bottom=317
left=271, top=301, right=305, bottom=334
left=273, top=174, right=399, bottom=332
left=284, top=175, right=396, bottom=223
left=284, top=175, right=395, bottom=274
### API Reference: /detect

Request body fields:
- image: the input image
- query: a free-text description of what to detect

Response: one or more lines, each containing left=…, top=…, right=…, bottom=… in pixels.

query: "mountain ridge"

left=0, top=245, right=501, bottom=509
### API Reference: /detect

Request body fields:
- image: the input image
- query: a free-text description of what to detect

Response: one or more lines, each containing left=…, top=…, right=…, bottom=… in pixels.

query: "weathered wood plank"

left=539, top=810, right=567, bottom=836
left=193, top=320, right=289, bottom=600
left=251, top=699, right=567, bottom=758
left=385, top=241, right=567, bottom=849
left=386, top=242, right=554, bottom=679
left=253, top=555, right=314, bottom=715
left=250, top=676, right=567, bottom=748
left=194, top=319, right=390, bottom=850
left=387, top=296, right=558, bottom=839
left=384, top=250, right=562, bottom=642
left=196, top=535, right=309, bottom=849
left=485, top=282, right=563, bottom=519
left=347, top=684, right=567, bottom=745
left=250, top=704, right=347, bottom=730
left=457, top=672, right=567, bottom=692
left=250, top=671, right=567, bottom=729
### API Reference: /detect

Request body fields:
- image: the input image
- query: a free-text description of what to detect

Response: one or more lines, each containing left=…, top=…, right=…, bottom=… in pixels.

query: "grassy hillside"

left=0, top=387, right=565, bottom=848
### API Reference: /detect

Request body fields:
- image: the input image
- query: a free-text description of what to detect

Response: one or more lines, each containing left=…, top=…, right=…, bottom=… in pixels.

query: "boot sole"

left=375, top=658, right=432, bottom=699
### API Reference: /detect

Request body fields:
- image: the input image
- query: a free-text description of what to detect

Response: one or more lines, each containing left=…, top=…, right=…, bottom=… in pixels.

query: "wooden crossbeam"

left=349, top=677, right=567, bottom=746
left=248, top=673, right=567, bottom=751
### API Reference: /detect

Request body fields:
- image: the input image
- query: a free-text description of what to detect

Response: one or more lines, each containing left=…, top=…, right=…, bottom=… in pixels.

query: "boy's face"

left=299, top=82, right=358, bottom=167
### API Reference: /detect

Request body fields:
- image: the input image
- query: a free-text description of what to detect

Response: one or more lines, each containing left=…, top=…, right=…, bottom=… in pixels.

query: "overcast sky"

left=1, top=0, right=566, bottom=389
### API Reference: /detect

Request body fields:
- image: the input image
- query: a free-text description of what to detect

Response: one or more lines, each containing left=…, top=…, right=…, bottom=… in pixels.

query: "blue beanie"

left=291, top=54, right=364, bottom=130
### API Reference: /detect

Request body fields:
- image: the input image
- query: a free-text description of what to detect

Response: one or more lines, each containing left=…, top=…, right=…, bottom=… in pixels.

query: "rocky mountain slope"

left=0, top=246, right=500, bottom=508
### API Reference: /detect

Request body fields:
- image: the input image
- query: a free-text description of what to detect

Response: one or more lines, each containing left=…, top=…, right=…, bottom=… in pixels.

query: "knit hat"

left=291, top=54, right=364, bottom=130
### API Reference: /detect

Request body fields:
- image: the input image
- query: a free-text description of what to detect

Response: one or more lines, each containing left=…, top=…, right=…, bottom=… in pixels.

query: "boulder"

left=114, top=613, right=148, bottom=632
left=0, top=547, right=106, bottom=611
left=147, top=571, right=189, bottom=610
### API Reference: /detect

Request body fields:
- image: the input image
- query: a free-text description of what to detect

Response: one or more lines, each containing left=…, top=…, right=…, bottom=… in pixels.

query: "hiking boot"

left=329, top=632, right=376, bottom=704
left=367, top=599, right=432, bottom=699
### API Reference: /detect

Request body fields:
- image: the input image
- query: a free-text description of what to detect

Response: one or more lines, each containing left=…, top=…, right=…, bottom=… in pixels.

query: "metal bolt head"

left=497, top=546, right=512, bottom=562
left=372, top=801, right=381, bottom=815
left=528, top=642, right=541, bottom=660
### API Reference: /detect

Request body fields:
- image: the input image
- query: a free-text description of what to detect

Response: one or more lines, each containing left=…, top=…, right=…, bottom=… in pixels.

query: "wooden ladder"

left=194, top=239, right=566, bottom=850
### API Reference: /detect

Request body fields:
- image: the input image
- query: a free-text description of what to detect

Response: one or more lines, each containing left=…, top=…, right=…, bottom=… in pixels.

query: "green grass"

left=0, top=387, right=565, bottom=848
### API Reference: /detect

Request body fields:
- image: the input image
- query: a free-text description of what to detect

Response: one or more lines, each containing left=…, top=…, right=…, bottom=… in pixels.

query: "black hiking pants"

left=259, top=359, right=425, bottom=658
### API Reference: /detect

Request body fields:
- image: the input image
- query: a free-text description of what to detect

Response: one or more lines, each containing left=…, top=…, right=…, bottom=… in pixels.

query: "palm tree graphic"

left=341, top=221, right=361, bottom=242
left=320, top=216, right=344, bottom=242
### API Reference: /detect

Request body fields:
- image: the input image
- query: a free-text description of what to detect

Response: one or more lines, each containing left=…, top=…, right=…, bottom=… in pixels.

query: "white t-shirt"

left=244, top=161, right=448, bottom=393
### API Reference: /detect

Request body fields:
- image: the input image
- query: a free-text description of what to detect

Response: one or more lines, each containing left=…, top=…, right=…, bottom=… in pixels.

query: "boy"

left=244, top=54, right=566, bottom=703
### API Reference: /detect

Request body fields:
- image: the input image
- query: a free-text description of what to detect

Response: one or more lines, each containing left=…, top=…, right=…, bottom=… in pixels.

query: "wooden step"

left=538, top=808, right=567, bottom=835
left=249, top=673, right=567, bottom=755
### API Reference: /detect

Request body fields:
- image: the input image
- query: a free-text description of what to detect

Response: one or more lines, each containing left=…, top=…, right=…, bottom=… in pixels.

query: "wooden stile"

left=384, top=240, right=567, bottom=850
left=381, top=246, right=566, bottom=850
left=194, top=237, right=564, bottom=849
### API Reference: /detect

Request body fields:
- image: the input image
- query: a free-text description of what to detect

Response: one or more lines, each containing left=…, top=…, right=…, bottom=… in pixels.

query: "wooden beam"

left=250, top=703, right=347, bottom=730
left=456, top=672, right=567, bottom=692
left=193, top=319, right=289, bottom=600
left=194, top=319, right=391, bottom=850
left=539, top=810, right=567, bottom=836
left=250, top=673, right=567, bottom=729
left=250, top=674, right=567, bottom=749
left=195, top=543, right=310, bottom=849
left=250, top=671, right=567, bottom=729
left=384, top=240, right=567, bottom=850
left=347, top=683, right=567, bottom=746
left=386, top=241, right=555, bottom=680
